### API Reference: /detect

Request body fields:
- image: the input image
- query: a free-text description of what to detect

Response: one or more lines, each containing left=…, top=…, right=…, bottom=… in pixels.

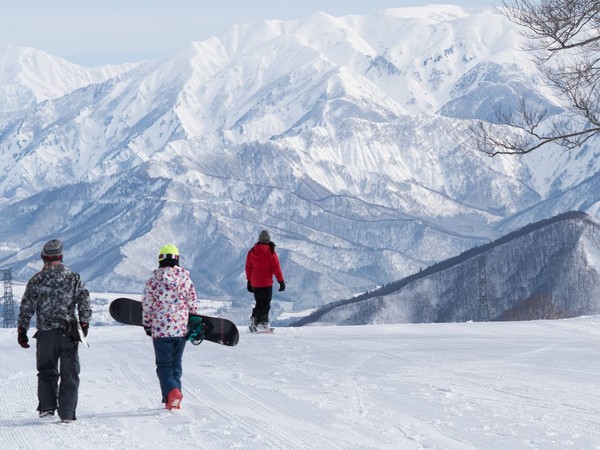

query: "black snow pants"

left=35, top=328, right=80, bottom=421
left=251, top=286, right=273, bottom=324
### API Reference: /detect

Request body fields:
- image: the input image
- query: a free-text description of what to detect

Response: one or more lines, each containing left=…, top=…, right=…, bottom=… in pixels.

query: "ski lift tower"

left=2, top=268, right=16, bottom=328
left=477, top=254, right=491, bottom=322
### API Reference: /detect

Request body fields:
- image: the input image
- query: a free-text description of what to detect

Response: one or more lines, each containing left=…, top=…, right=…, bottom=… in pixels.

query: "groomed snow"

left=2, top=312, right=600, bottom=449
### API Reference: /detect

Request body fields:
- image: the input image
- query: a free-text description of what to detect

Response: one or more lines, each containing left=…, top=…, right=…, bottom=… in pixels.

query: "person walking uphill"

left=17, top=239, right=92, bottom=423
left=245, top=229, right=285, bottom=332
left=142, top=244, right=201, bottom=410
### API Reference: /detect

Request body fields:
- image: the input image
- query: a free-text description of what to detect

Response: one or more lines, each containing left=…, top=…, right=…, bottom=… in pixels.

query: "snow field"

left=2, top=317, right=600, bottom=449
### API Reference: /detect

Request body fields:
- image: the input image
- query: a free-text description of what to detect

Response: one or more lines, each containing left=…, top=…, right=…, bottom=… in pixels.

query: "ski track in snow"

left=2, top=318, right=600, bottom=449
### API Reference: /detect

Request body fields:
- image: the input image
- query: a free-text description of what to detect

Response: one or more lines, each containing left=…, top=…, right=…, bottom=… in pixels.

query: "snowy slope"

left=0, top=6, right=598, bottom=308
left=297, top=212, right=600, bottom=326
left=0, top=43, right=136, bottom=113
left=2, top=312, right=600, bottom=449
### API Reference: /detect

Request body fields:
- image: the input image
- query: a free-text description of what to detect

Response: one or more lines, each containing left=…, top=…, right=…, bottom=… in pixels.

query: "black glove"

left=247, top=281, right=253, bottom=293
left=278, top=280, right=286, bottom=292
left=64, top=320, right=79, bottom=341
left=17, top=327, right=30, bottom=348
left=80, top=322, right=89, bottom=337
left=144, top=326, right=152, bottom=337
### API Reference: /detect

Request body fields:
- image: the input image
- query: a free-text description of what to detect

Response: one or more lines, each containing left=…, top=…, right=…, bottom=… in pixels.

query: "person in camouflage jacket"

left=17, top=239, right=92, bottom=423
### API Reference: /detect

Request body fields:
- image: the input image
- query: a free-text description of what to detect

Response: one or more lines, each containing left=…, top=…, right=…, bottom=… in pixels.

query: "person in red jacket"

left=245, top=230, right=285, bottom=332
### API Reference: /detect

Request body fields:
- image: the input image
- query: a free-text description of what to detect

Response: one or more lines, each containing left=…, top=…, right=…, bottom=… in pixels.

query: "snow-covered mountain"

left=294, top=211, right=600, bottom=325
left=0, top=6, right=598, bottom=309
left=0, top=43, right=136, bottom=113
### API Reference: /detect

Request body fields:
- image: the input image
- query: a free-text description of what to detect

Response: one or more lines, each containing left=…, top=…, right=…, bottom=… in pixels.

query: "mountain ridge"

left=1, top=6, right=598, bottom=310
left=291, top=211, right=600, bottom=325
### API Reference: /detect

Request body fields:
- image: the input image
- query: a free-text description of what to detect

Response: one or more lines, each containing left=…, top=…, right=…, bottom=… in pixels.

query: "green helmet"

left=158, top=244, right=179, bottom=261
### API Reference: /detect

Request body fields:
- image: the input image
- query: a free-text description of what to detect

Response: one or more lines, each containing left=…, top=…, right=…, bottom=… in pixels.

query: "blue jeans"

left=152, top=337, right=186, bottom=403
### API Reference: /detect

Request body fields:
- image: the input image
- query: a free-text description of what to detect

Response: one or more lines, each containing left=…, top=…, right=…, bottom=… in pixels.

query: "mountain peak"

left=0, top=7, right=598, bottom=310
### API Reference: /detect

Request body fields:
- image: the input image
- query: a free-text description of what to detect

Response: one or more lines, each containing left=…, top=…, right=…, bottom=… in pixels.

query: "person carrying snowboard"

left=142, top=244, right=201, bottom=410
left=17, top=239, right=92, bottom=423
left=245, top=229, right=285, bottom=332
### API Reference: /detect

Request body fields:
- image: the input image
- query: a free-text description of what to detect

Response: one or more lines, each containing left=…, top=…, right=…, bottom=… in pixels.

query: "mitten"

left=247, top=280, right=253, bottom=293
left=17, top=327, right=30, bottom=348
left=278, top=280, right=286, bottom=292
left=80, top=322, right=89, bottom=337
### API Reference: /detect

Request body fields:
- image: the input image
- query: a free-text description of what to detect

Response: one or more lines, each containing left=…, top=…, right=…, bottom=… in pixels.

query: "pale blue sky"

left=0, top=0, right=498, bottom=66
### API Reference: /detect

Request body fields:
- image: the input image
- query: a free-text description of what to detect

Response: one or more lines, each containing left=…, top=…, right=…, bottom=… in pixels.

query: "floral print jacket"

left=142, top=266, right=201, bottom=338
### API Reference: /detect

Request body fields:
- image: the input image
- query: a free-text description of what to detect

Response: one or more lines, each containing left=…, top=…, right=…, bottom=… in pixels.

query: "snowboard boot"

left=39, top=410, right=55, bottom=418
left=166, top=388, right=182, bottom=410
left=256, top=322, right=271, bottom=332
left=249, top=317, right=257, bottom=333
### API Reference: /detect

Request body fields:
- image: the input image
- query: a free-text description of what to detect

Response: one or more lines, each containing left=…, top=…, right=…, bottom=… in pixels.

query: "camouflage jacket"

left=18, top=264, right=92, bottom=331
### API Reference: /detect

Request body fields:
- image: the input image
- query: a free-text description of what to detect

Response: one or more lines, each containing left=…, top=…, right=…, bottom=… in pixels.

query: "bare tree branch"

left=470, top=0, right=600, bottom=155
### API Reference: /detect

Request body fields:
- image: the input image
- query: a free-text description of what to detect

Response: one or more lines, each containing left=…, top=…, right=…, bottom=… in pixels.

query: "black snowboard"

left=109, top=297, right=239, bottom=347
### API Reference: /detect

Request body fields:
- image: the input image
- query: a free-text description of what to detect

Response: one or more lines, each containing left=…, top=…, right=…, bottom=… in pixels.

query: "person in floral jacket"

left=142, top=244, right=201, bottom=410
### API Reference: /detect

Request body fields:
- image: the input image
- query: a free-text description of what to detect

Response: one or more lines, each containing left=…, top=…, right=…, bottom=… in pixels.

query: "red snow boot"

left=166, top=388, right=182, bottom=410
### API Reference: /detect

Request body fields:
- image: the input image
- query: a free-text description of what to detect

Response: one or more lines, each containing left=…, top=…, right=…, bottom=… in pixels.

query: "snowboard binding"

left=188, top=316, right=205, bottom=345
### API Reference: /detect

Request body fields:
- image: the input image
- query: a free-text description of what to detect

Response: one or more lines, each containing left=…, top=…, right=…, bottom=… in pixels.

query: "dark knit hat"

left=258, top=230, right=271, bottom=244
left=41, top=239, right=63, bottom=261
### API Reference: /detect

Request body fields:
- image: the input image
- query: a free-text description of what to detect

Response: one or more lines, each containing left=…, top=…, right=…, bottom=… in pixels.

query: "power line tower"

left=478, top=255, right=489, bottom=322
left=2, top=268, right=16, bottom=328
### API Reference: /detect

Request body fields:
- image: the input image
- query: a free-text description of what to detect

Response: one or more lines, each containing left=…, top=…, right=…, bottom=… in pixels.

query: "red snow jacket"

left=245, top=243, right=284, bottom=288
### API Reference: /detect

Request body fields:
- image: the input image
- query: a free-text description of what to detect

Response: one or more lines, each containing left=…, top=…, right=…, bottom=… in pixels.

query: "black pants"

left=252, top=286, right=273, bottom=324
left=35, top=329, right=80, bottom=421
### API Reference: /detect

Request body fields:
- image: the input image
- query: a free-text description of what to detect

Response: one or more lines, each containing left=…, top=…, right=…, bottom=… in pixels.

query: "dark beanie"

left=258, top=230, right=271, bottom=244
left=41, top=239, right=63, bottom=260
